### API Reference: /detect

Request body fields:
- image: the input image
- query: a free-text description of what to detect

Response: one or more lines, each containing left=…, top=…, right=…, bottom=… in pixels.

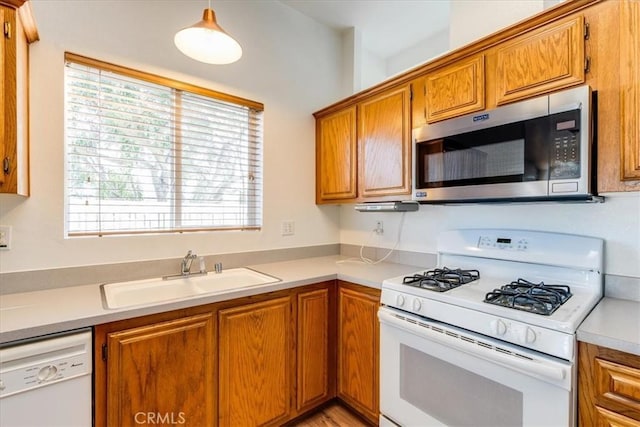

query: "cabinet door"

left=105, top=313, right=215, bottom=427
left=426, top=55, right=485, bottom=123
left=620, top=0, right=640, bottom=181
left=316, top=107, right=357, bottom=203
left=1, top=5, right=12, bottom=188
left=410, top=76, right=427, bottom=129
left=578, top=342, right=640, bottom=426
left=358, top=85, right=411, bottom=198
left=337, top=283, right=380, bottom=424
left=219, top=296, right=292, bottom=427
left=494, top=15, right=585, bottom=105
left=297, top=287, right=331, bottom=412
left=0, top=2, right=35, bottom=195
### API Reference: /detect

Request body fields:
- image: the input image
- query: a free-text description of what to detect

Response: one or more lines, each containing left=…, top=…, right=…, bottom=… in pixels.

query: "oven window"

left=400, top=344, right=523, bottom=427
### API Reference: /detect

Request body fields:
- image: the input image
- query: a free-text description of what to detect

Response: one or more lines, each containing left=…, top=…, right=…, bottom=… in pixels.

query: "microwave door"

left=414, top=118, right=551, bottom=201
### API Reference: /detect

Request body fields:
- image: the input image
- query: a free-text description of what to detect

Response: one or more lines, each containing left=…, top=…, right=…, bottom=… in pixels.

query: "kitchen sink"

left=101, top=268, right=280, bottom=309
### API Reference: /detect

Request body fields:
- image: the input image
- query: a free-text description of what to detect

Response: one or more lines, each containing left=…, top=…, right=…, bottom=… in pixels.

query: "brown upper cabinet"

left=316, top=107, right=357, bottom=202
left=492, top=15, right=586, bottom=105
left=425, top=54, right=485, bottom=123
left=357, top=85, right=411, bottom=199
left=619, top=0, right=640, bottom=181
left=0, top=0, right=37, bottom=196
left=315, top=84, right=411, bottom=204
left=315, top=0, right=640, bottom=201
left=410, top=76, right=427, bottom=129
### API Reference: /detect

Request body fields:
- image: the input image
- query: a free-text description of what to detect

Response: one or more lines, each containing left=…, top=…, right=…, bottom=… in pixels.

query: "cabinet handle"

left=3, top=157, right=10, bottom=175
left=3, top=21, right=10, bottom=39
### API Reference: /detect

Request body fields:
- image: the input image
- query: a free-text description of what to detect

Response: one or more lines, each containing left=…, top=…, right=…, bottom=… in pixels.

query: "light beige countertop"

left=0, top=255, right=423, bottom=344
left=4, top=255, right=638, bottom=356
left=577, top=297, right=640, bottom=356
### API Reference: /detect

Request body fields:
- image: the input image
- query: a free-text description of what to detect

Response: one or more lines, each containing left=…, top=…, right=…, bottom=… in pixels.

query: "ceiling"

left=280, top=0, right=450, bottom=60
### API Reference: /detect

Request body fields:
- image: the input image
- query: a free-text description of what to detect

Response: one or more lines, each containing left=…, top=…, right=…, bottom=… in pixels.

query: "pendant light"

left=174, top=0, right=242, bottom=65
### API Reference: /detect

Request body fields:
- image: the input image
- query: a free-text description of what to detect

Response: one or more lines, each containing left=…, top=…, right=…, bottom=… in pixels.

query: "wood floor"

left=290, top=403, right=370, bottom=427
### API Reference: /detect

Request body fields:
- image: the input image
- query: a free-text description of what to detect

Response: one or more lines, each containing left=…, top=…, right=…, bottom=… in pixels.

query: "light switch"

left=0, top=226, right=12, bottom=250
left=281, top=221, right=295, bottom=236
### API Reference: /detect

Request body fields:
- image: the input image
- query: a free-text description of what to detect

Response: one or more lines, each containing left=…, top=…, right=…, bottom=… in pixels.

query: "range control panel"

left=478, top=235, right=530, bottom=251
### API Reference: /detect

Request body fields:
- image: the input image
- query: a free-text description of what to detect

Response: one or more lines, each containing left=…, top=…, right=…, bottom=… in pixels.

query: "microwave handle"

left=378, top=308, right=569, bottom=387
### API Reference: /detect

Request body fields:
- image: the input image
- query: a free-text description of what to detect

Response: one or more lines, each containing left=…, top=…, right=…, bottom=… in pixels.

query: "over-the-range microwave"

left=412, top=85, right=602, bottom=203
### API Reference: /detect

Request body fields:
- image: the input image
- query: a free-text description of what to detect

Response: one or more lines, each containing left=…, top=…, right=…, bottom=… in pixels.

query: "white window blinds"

left=64, top=53, right=263, bottom=236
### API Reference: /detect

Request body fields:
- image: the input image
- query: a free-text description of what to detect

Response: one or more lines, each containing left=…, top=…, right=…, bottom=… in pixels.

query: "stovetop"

left=402, top=268, right=573, bottom=316
left=402, top=267, right=480, bottom=292
left=484, top=278, right=572, bottom=316
left=383, top=270, right=597, bottom=332
left=380, top=229, right=604, bottom=359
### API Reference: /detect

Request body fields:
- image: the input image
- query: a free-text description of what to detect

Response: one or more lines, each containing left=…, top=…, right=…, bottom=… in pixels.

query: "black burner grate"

left=484, top=278, right=572, bottom=316
left=403, top=267, right=480, bottom=292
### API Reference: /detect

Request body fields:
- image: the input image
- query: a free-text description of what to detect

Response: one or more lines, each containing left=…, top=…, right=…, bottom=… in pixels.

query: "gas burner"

left=403, top=267, right=480, bottom=292
left=484, top=278, right=572, bottom=316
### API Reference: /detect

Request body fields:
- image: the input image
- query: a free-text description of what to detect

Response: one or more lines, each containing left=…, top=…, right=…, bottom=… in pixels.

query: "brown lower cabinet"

left=337, top=281, right=381, bottom=425
left=578, top=341, right=640, bottom=426
left=94, top=280, right=379, bottom=427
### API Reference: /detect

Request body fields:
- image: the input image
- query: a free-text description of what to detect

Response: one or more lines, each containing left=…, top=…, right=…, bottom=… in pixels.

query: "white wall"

left=0, top=0, right=344, bottom=272
left=360, top=48, right=387, bottom=91
left=341, top=28, right=361, bottom=96
left=386, top=29, right=449, bottom=78
left=340, top=193, right=640, bottom=278
left=449, top=0, right=544, bottom=49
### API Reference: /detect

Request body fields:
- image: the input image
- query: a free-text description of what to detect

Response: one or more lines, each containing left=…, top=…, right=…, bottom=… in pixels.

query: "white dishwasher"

left=0, top=329, right=92, bottom=427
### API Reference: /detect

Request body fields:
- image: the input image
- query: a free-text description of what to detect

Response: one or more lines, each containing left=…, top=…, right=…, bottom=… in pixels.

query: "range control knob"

left=395, top=295, right=405, bottom=307
left=0, top=379, right=5, bottom=391
left=523, top=327, right=537, bottom=344
left=490, top=319, right=507, bottom=336
left=412, top=298, right=422, bottom=312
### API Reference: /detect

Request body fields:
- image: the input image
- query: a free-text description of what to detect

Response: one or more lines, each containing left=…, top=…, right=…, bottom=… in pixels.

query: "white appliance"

left=0, top=329, right=93, bottom=427
left=379, top=229, right=603, bottom=427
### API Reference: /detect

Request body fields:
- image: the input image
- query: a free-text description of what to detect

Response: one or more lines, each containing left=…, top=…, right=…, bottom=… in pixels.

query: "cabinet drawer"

left=595, top=358, right=640, bottom=415
left=595, top=406, right=640, bottom=427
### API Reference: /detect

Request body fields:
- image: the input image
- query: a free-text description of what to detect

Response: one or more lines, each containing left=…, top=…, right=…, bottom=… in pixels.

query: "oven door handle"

left=378, top=309, right=569, bottom=386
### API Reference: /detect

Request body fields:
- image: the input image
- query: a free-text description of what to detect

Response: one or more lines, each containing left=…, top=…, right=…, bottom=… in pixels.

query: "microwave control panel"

left=549, top=116, right=581, bottom=179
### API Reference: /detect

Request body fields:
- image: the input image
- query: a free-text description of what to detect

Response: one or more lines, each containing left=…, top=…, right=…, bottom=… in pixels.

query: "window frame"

left=64, top=52, right=264, bottom=237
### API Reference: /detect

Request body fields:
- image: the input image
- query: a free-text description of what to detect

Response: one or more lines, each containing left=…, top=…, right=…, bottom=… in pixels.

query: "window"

left=64, top=53, right=263, bottom=236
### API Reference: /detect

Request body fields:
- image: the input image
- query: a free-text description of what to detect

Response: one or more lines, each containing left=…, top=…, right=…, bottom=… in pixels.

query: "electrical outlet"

left=0, top=225, right=12, bottom=250
left=281, top=221, right=295, bottom=236
left=375, top=221, right=384, bottom=235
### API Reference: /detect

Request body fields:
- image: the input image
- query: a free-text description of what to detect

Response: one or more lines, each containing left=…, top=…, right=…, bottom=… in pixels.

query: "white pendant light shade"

left=174, top=8, right=242, bottom=65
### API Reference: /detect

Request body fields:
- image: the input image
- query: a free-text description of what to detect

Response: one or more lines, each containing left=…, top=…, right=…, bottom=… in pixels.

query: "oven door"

left=378, top=307, right=575, bottom=427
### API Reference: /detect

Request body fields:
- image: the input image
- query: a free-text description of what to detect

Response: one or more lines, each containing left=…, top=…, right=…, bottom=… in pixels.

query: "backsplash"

left=0, top=244, right=339, bottom=295
left=341, top=244, right=640, bottom=303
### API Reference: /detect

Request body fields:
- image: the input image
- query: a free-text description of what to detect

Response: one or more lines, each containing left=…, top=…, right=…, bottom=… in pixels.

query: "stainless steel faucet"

left=163, top=250, right=208, bottom=281
left=181, top=250, right=197, bottom=275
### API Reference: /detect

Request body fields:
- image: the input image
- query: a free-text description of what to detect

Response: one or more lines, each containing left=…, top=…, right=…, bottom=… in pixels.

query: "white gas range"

left=378, top=229, right=603, bottom=427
